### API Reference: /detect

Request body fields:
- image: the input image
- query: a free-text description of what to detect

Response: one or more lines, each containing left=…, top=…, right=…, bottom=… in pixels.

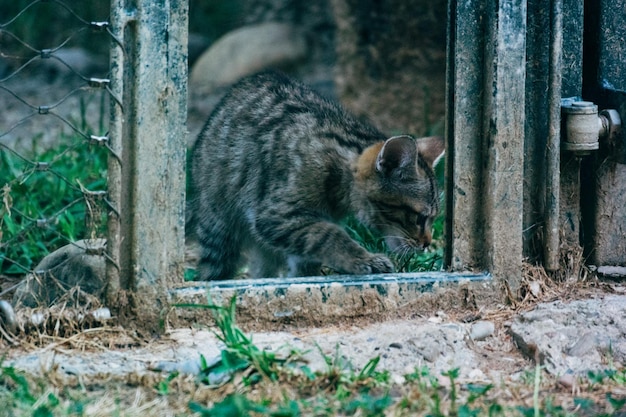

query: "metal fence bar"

left=106, top=0, right=125, bottom=304
left=108, top=0, right=187, bottom=329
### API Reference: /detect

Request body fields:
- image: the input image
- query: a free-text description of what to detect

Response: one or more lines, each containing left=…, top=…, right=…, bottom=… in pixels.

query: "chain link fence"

left=0, top=0, right=118, bottom=291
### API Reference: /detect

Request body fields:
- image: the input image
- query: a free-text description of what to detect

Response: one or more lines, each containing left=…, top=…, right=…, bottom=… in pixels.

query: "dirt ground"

left=2, top=279, right=624, bottom=388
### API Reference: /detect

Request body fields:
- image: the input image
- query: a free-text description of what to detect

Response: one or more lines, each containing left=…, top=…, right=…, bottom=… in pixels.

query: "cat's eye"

left=406, top=210, right=428, bottom=228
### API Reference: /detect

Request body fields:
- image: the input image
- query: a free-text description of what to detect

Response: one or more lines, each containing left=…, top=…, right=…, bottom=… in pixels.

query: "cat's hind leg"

left=195, top=214, right=243, bottom=280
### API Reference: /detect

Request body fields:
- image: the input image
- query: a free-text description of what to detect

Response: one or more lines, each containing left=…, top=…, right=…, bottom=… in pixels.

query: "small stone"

left=529, top=281, right=542, bottom=298
left=419, top=344, right=440, bottom=363
left=436, top=311, right=448, bottom=319
left=467, top=368, right=487, bottom=381
left=389, top=342, right=403, bottom=349
left=558, top=373, right=575, bottom=389
left=470, top=321, right=495, bottom=341
left=392, top=373, right=405, bottom=385
left=90, top=308, right=111, bottom=321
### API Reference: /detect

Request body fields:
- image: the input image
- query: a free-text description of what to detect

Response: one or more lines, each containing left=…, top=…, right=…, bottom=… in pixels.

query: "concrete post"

left=108, top=0, right=188, bottom=330
left=446, top=0, right=526, bottom=294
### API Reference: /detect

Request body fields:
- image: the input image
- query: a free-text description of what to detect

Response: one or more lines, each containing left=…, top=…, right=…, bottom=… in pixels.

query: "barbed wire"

left=0, top=0, right=117, bottom=279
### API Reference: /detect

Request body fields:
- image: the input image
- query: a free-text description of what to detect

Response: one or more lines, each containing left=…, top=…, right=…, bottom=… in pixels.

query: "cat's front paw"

left=353, top=253, right=394, bottom=274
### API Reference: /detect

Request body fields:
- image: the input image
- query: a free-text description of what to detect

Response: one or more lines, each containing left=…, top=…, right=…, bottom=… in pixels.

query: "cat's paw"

left=353, top=253, right=394, bottom=274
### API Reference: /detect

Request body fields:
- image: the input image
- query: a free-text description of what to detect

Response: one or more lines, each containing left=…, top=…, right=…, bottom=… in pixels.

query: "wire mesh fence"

left=1, top=0, right=188, bottom=327
left=0, top=1, right=118, bottom=287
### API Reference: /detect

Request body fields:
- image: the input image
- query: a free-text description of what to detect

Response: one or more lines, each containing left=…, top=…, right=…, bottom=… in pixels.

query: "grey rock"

left=0, top=300, right=17, bottom=334
left=597, top=265, right=626, bottom=278
left=12, top=239, right=107, bottom=308
left=153, top=359, right=202, bottom=375
left=407, top=333, right=442, bottom=363
left=190, top=23, right=307, bottom=95
left=508, top=295, right=626, bottom=375
left=470, top=320, right=495, bottom=341
left=558, top=373, right=576, bottom=388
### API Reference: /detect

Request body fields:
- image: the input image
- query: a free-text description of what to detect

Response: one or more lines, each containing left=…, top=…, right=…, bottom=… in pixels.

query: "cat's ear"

left=375, top=135, right=417, bottom=177
left=416, top=136, right=445, bottom=168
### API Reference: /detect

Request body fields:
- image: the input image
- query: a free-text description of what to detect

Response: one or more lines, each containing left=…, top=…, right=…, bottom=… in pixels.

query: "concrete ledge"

left=167, top=272, right=498, bottom=328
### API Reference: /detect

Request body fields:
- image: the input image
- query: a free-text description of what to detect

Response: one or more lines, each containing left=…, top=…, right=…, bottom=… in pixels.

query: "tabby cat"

left=188, top=71, right=444, bottom=280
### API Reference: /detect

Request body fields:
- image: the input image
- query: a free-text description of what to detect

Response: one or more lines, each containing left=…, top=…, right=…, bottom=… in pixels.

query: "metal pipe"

left=544, top=0, right=563, bottom=271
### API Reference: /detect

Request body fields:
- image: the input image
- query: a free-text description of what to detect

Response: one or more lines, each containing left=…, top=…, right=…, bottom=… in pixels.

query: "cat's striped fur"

left=188, top=71, right=444, bottom=280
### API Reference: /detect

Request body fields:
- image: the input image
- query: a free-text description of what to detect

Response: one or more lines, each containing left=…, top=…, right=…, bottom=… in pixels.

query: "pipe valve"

left=562, top=99, right=622, bottom=156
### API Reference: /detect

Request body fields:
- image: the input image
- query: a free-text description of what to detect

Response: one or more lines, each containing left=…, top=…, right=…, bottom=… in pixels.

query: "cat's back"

left=191, top=72, right=385, bottom=206
left=195, top=71, right=381, bottom=150
left=192, top=72, right=384, bottom=185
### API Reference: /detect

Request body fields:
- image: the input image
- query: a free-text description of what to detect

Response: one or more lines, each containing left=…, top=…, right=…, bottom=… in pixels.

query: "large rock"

left=507, top=294, right=626, bottom=375
left=190, top=22, right=307, bottom=96
left=12, top=239, right=107, bottom=308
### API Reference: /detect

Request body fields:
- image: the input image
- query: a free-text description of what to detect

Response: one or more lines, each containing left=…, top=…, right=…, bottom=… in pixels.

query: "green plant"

left=176, top=296, right=305, bottom=388
left=0, top=360, right=63, bottom=416
left=0, top=132, right=108, bottom=275
left=342, top=213, right=444, bottom=273
left=155, top=371, right=179, bottom=396
left=189, top=393, right=267, bottom=417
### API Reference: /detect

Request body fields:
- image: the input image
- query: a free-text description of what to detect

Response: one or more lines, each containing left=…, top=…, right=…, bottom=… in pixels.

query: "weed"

left=190, top=393, right=267, bottom=417
left=155, top=371, right=179, bottom=396
left=176, top=296, right=305, bottom=387
left=0, top=360, right=64, bottom=416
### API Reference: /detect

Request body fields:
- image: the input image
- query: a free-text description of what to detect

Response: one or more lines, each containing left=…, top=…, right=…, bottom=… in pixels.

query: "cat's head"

left=355, top=135, right=445, bottom=253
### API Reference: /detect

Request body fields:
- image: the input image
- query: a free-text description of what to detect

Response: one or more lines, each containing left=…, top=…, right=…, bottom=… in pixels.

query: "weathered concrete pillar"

left=108, top=0, right=188, bottom=330
left=446, top=0, right=526, bottom=294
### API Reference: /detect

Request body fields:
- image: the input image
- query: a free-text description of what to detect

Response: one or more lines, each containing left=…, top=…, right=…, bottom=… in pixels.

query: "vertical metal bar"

left=106, top=0, right=125, bottom=303
left=544, top=0, right=563, bottom=271
left=108, top=0, right=188, bottom=329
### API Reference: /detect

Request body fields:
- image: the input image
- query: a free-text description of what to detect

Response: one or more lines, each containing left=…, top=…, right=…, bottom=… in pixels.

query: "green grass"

left=0, top=131, right=108, bottom=275
left=343, top=212, right=444, bottom=273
